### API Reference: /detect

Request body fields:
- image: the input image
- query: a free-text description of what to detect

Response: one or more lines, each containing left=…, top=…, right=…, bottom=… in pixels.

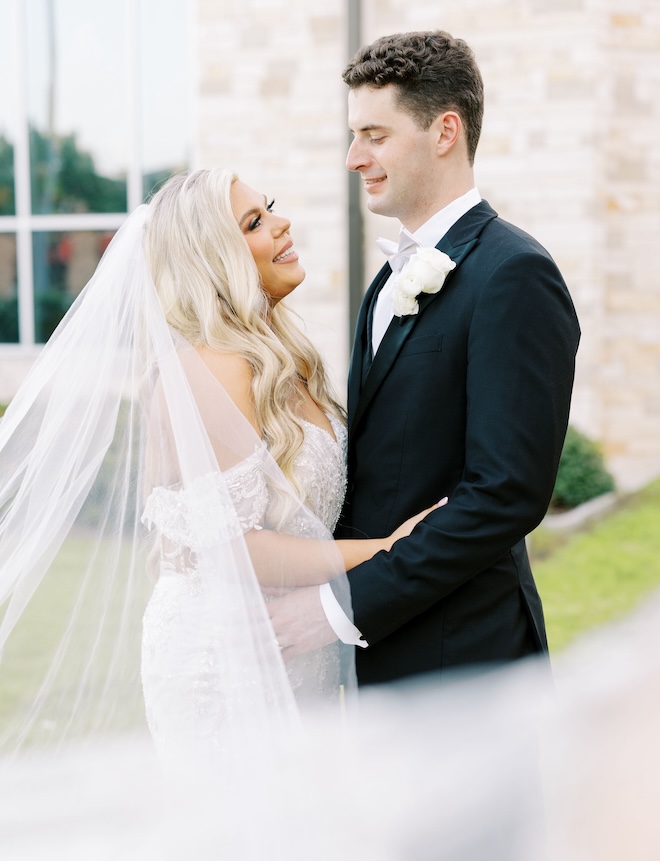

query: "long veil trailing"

left=0, top=204, right=354, bottom=785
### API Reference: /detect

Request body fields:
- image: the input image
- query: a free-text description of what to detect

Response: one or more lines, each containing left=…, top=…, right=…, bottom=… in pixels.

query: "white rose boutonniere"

left=391, top=247, right=457, bottom=317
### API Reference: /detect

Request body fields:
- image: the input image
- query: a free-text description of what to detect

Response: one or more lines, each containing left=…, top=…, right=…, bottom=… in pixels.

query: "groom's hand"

left=268, top=586, right=338, bottom=659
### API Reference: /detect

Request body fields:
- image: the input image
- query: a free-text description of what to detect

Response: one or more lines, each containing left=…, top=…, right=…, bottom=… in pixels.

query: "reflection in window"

left=0, top=138, right=15, bottom=217
left=30, top=127, right=127, bottom=215
left=0, top=235, right=18, bottom=343
left=27, top=0, right=129, bottom=215
left=139, top=0, right=189, bottom=200
left=32, top=229, right=115, bottom=342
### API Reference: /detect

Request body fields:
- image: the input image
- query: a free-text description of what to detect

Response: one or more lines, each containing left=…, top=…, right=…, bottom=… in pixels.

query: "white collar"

left=398, top=187, right=482, bottom=251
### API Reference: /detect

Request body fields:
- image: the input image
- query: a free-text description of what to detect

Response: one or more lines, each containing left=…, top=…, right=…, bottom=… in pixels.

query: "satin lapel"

left=347, top=263, right=391, bottom=426
left=350, top=313, right=414, bottom=432
left=350, top=225, right=485, bottom=434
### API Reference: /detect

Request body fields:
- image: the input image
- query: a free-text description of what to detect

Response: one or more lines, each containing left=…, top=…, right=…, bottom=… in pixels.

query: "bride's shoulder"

left=195, top=347, right=258, bottom=431
left=197, top=346, right=251, bottom=379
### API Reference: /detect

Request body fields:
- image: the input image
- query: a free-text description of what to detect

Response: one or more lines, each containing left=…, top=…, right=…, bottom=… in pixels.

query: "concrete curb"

left=542, top=491, right=620, bottom=532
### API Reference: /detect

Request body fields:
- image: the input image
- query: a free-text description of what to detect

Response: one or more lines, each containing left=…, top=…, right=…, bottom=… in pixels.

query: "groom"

left=270, top=30, right=580, bottom=685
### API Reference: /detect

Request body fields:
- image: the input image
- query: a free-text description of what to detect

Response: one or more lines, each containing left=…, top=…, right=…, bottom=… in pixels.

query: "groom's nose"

left=346, top=137, right=367, bottom=172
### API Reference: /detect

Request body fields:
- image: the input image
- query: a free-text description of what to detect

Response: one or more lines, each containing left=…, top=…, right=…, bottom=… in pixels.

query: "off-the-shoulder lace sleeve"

left=142, top=445, right=269, bottom=551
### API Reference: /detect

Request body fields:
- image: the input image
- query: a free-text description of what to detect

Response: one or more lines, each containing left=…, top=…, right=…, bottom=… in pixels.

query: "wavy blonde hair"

left=143, top=169, right=345, bottom=495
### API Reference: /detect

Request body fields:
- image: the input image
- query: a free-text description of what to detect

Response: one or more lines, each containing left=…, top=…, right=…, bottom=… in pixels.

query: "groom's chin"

left=366, top=195, right=391, bottom=217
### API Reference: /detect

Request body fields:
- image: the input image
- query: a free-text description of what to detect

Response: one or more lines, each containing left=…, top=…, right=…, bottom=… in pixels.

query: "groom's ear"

left=432, top=111, right=462, bottom=157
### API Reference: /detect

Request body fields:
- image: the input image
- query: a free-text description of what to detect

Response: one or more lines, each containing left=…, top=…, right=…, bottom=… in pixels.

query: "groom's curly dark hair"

left=342, top=31, right=484, bottom=165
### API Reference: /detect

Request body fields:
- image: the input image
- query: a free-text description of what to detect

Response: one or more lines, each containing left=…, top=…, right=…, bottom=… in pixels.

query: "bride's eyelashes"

left=247, top=199, right=275, bottom=232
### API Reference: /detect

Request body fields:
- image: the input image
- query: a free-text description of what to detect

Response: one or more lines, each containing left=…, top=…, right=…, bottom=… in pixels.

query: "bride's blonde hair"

left=143, top=168, right=344, bottom=493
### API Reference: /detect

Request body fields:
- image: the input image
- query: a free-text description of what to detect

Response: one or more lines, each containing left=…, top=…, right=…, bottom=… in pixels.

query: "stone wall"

left=598, top=2, right=660, bottom=487
left=196, top=0, right=350, bottom=395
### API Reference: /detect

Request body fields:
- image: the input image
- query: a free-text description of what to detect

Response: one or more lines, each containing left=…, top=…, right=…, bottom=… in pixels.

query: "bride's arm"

left=337, top=497, right=447, bottom=572
left=244, top=499, right=447, bottom=587
left=194, top=350, right=448, bottom=587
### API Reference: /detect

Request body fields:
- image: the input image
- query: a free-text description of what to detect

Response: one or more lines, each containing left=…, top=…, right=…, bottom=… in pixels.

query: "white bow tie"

left=375, top=236, right=419, bottom=274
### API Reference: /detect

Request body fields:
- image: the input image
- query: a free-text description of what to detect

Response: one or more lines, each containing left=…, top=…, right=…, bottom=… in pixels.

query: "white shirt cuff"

left=319, top=582, right=368, bottom=648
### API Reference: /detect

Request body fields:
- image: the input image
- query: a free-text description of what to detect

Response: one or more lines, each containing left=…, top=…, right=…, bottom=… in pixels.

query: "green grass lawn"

left=531, top=479, right=660, bottom=653
left=0, top=534, right=149, bottom=748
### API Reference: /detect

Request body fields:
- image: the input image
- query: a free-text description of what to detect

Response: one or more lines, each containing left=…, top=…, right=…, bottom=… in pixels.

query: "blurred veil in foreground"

left=2, top=588, right=660, bottom=859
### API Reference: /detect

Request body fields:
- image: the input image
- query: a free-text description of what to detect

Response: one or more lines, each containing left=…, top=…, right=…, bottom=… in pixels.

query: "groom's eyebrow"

left=350, top=123, right=391, bottom=134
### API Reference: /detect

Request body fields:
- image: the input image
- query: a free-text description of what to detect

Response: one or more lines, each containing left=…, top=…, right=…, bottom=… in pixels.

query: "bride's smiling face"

left=230, top=181, right=305, bottom=304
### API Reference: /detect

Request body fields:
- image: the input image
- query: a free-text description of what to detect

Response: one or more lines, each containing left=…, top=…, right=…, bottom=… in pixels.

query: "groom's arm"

left=346, top=247, right=580, bottom=646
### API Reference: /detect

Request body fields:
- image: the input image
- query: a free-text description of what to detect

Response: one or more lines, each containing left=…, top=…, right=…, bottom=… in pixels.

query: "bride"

left=0, top=168, right=436, bottom=771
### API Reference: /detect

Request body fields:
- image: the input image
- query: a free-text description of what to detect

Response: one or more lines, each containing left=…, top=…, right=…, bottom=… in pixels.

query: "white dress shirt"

left=372, top=188, right=482, bottom=353
left=321, top=188, right=482, bottom=647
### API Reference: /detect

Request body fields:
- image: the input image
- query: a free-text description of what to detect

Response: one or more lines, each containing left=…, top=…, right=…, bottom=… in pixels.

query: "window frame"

left=0, top=0, right=147, bottom=350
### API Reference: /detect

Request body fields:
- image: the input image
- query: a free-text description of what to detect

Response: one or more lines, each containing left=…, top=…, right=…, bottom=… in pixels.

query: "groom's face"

left=346, top=84, right=443, bottom=232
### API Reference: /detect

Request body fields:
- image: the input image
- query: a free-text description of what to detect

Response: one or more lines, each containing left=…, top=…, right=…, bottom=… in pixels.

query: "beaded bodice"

left=290, top=414, right=347, bottom=533
left=142, top=413, right=347, bottom=551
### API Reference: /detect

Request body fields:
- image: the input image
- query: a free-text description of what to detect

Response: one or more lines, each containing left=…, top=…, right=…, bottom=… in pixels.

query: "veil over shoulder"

left=0, top=204, right=354, bottom=774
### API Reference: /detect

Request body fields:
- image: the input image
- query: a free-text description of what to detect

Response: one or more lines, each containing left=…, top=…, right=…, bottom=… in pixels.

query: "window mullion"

left=126, top=0, right=143, bottom=212
left=13, top=0, right=34, bottom=346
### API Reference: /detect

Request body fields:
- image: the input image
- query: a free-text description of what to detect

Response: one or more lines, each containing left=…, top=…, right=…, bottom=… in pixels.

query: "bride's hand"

left=387, top=497, right=448, bottom=549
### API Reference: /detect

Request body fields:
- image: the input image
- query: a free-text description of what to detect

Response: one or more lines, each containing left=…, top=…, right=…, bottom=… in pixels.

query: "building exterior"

left=1, top=0, right=658, bottom=490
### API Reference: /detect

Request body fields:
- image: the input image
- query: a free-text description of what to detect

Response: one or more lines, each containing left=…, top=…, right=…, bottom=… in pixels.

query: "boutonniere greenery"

left=392, top=247, right=457, bottom=317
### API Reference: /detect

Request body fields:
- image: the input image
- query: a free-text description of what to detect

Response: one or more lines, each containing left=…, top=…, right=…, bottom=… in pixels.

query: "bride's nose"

left=273, top=214, right=291, bottom=235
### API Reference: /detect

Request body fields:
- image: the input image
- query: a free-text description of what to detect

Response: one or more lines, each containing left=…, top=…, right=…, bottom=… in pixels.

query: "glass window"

left=32, top=229, right=115, bottom=342
left=27, top=0, right=129, bottom=214
left=0, top=235, right=18, bottom=343
left=0, top=1, right=17, bottom=216
left=0, top=0, right=190, bottom=348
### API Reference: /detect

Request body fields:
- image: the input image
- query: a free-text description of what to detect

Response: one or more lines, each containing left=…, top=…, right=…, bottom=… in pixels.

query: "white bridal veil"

left=0, top=204, right=353, bottom=779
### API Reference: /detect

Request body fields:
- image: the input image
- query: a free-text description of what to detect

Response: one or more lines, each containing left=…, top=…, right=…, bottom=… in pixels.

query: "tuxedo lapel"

left=350, top=202, right=497, bottom=433
left=347, top=263, right=391, bottom=425
left=350, top=312, right=416, bottom=432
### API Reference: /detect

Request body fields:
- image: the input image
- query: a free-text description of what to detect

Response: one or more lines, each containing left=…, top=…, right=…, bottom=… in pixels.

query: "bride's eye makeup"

left=247, top=199, right=275, bottom=231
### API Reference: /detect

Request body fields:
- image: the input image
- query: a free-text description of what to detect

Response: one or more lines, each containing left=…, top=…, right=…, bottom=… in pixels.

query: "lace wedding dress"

left=140, top=414, right=347, bottom=763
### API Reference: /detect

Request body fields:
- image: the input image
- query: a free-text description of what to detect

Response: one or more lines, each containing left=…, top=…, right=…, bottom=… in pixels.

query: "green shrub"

left=0, top=402, right=7, bottom=417
left=551, top=426, right=615, bottom=509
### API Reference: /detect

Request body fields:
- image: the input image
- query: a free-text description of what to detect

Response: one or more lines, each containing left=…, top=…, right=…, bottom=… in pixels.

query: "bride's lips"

left=273, top=241, right=298, bottom=264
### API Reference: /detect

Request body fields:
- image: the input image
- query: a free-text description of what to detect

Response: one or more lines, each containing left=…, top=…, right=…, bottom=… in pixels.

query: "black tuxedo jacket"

left=335, top=200, right=580, bottom=686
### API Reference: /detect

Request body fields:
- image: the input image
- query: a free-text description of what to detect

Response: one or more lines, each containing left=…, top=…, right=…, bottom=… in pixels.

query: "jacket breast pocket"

left=398, top=333, right=444, bottom=358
